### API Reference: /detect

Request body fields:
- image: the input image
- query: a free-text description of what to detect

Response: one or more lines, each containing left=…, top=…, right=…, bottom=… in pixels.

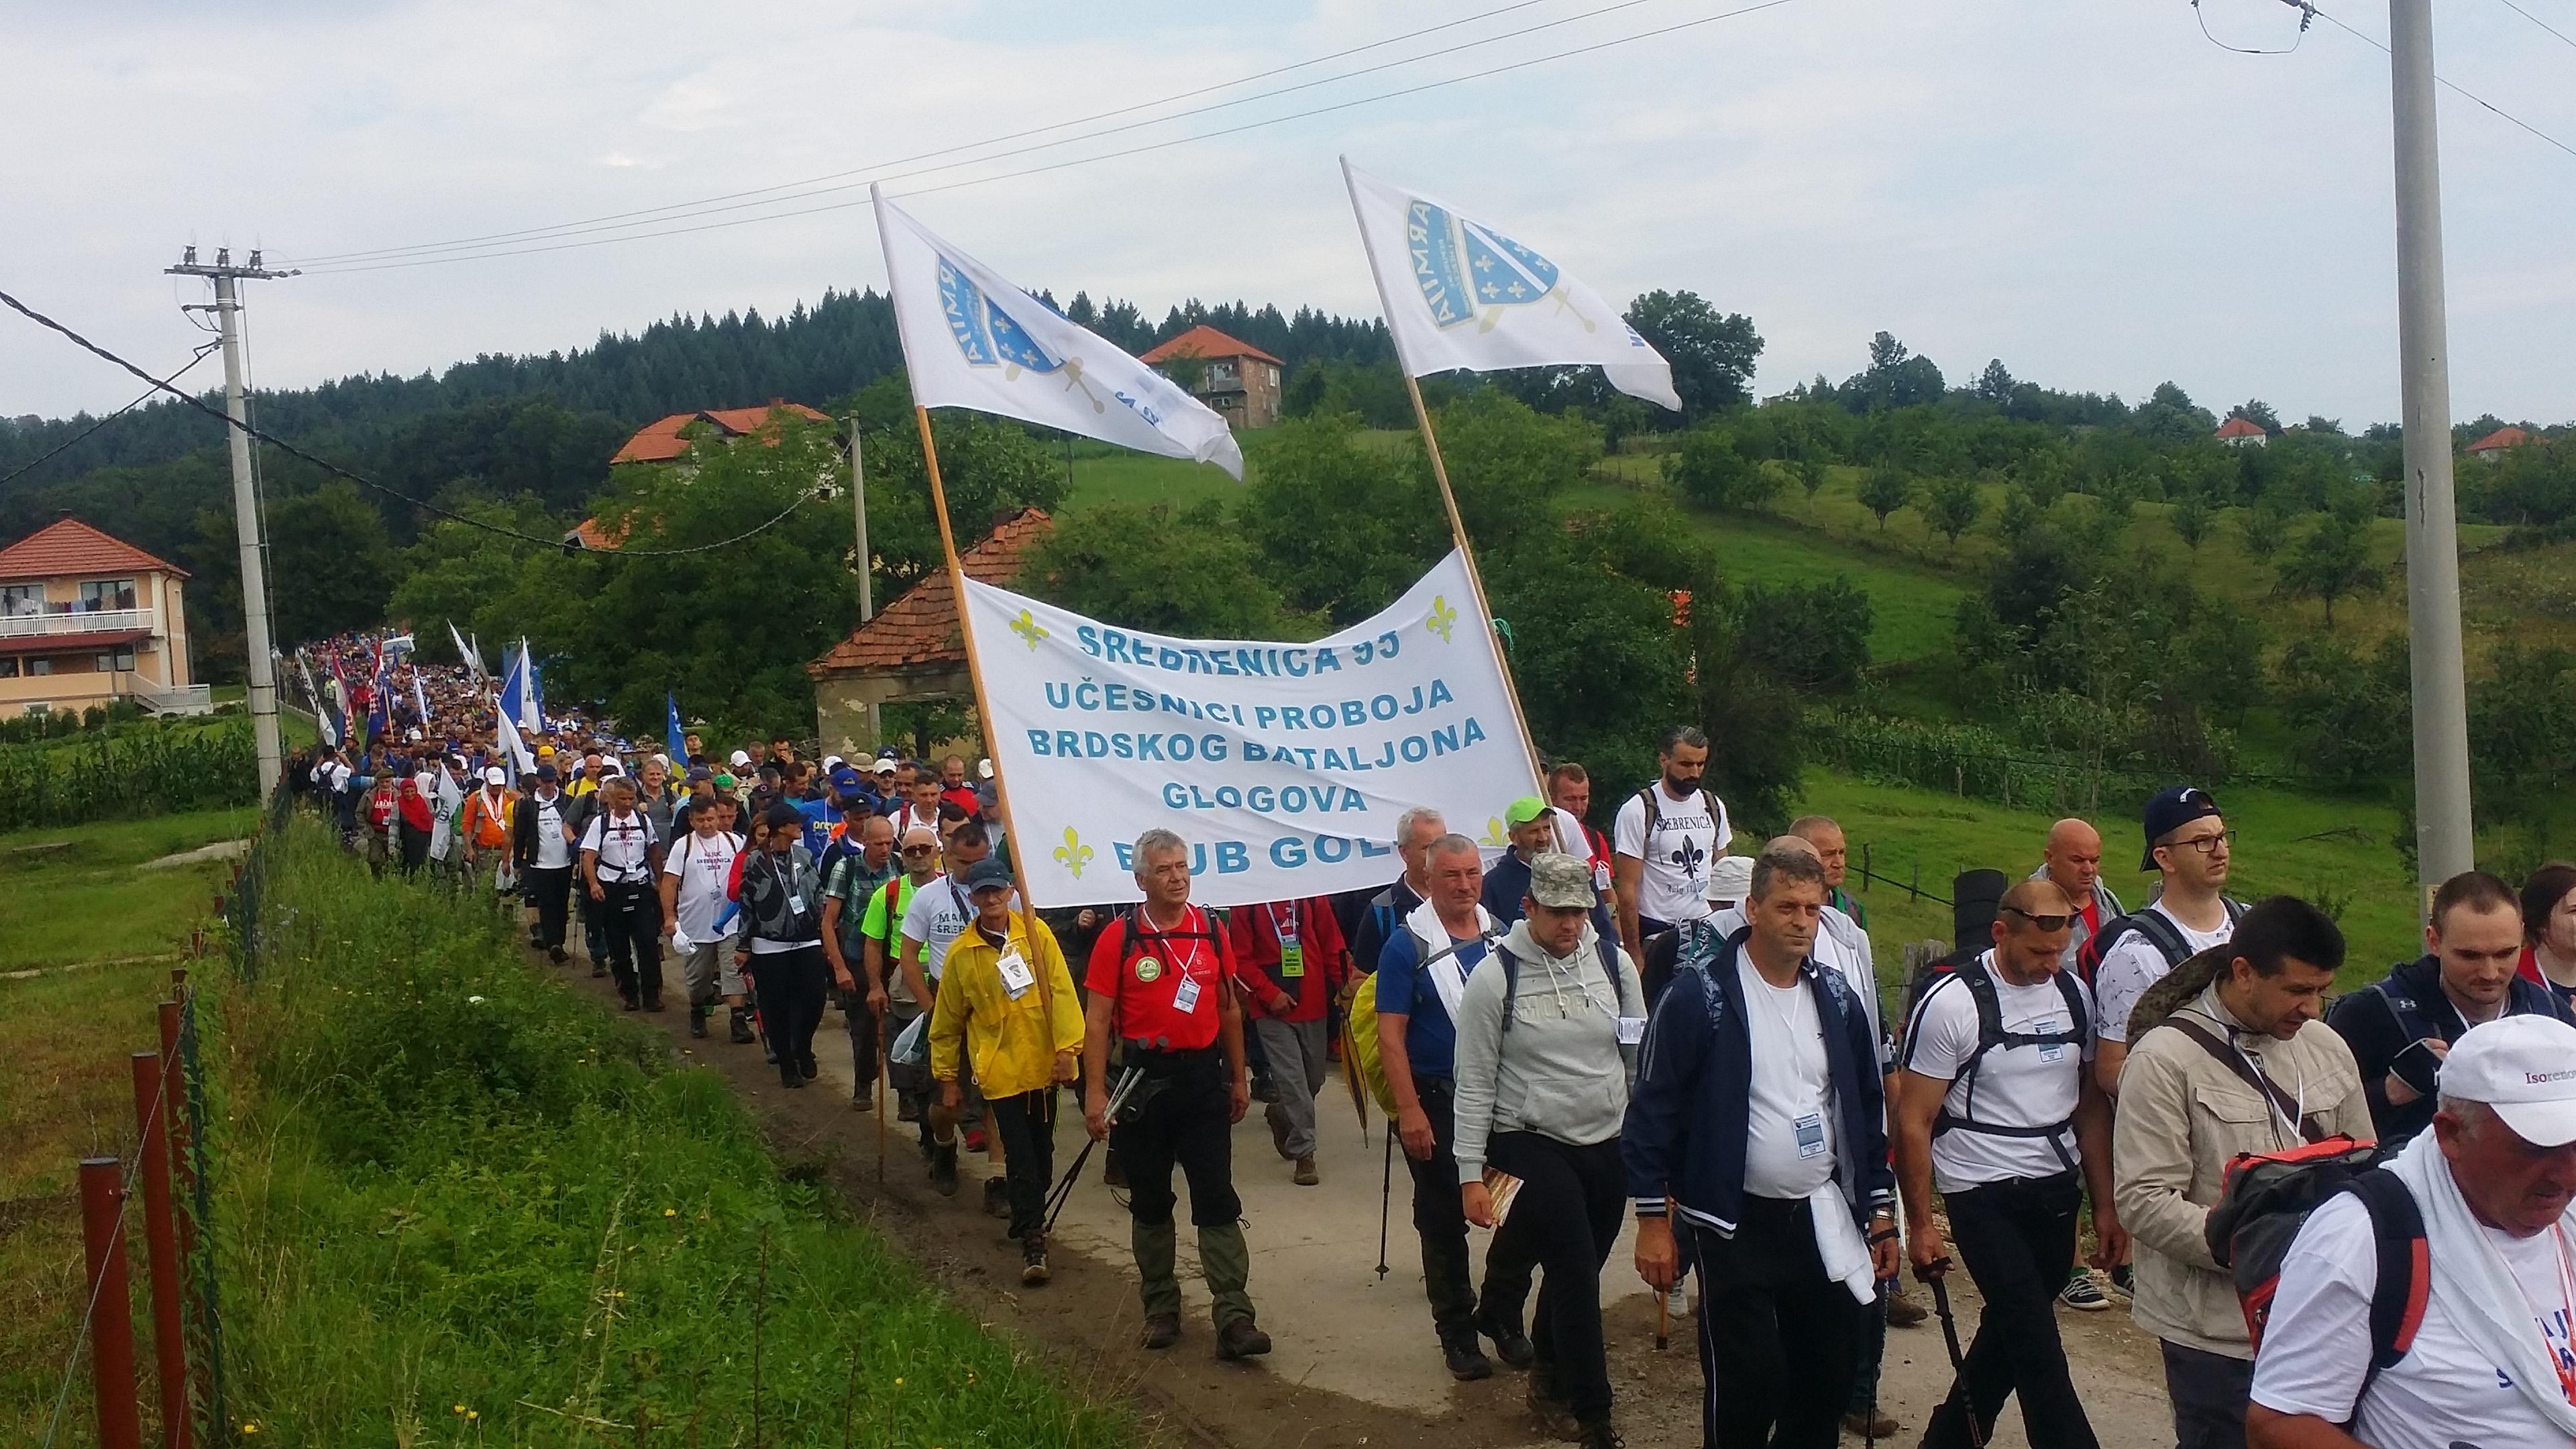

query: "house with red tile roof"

left=0, top=514, right=203, bottom=718
left=2467, top=425, right=2532, bottom=463
left=2214, top=416, right=2268, bottom=447
left=572, top=400, right=836, bottom=549
left=806, top=508, right=1053, bottom=756
left=1140, top=326, right=1283, bottom=430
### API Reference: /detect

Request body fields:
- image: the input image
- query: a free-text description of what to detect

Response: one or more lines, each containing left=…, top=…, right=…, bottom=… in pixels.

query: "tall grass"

left=0, top=718, right=257, bottom=831
left=208, top=818, right=1130, bottom=1447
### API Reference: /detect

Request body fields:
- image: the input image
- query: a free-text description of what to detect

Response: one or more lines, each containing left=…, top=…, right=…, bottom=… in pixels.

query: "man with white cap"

left=2248, top=1014, right=2576, bottom=1448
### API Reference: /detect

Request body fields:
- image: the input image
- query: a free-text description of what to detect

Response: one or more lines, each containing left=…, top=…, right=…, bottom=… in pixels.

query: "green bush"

left=211, top=820, right=1130, bottom=1447
left=0, top=717, right=258, bottom=830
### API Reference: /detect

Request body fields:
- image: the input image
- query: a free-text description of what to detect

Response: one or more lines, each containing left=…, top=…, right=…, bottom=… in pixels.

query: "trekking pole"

left=1918, top=1260, right=1987, bottom=1449
left=1654, top=1290, right=1667, bottom=1352
left=1866, top=1276, right=1892, bottom=1448
left=1374, top=1130, right=1394, bottom=1282
left=1042, top=1065, right=1141, bottom=1234
left=874, top=1009, right=888, bottom=1186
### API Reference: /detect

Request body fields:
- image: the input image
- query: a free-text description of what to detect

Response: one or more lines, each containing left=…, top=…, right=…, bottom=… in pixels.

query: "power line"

left=297, top=0, right=1812, bottom=274
left=282, top=0, right=1569, bottom=267
left=2492, top=0, right=2576, bottom=53
left=0, top=287, right=820, bottom=558
left=0, top=341, right=220, bottom=488
left=2308, top=3, right=2576, bottom=161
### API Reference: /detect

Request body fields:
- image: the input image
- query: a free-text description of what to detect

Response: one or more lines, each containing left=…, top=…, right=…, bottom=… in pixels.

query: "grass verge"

left=209, top=816, right=1130, bottom=1447
left=0, top=807, right=257, bottom=971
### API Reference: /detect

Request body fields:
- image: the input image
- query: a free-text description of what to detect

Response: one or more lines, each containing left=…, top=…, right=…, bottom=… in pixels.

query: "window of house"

left=80, top=579, right=137, bottom=612
left=0, top=657, right=17, bottom=678
left=96, top=647, right=136, bottom=672
left=27, top=657, right=52, bottom=676
left=1, top=585, right=40, bottom=616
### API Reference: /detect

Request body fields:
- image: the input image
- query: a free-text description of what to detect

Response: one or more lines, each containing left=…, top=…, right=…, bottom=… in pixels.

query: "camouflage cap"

left=1526, top=852, right=1596, bottom=911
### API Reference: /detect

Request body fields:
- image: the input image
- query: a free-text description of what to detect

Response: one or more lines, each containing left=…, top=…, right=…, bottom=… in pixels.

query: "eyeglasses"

left=2162, top=829, right=2236, bottom=857
left=1999, top=906, right=2074, bottom=932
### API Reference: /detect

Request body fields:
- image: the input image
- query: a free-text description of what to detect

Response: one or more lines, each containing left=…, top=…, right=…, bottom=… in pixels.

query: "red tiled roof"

left=2214, top=416, right=2267, bottom=439
left=808, top=510, right=1054, bottom=678
left=0, top=516, right=187, bottom=584
left=610, top=401, right=833, bottom=464
left=566, top=517, right=629, bottom=551
left=2469, top=425, right=2532, bottom=453
left=0, top=627, right=152, bottom=656
left=1139, top=325, right=1281, bottom=367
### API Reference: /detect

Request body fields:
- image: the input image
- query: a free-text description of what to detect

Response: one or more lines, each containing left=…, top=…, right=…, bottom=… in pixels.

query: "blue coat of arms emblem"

left=938, top=255, right=1105, bottom=414
left=1404, top=200, right=1593, bottom=335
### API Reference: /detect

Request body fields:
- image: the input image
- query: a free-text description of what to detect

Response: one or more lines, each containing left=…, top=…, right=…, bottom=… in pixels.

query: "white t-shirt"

left=527, top=793, right=572, bottom=870
left=1713, top=902, right=1880, bottom=1050
left=1739, top=957, right=1838, bottom=1199
left=899, top=873, right=1015, bottom=982
left=2250, top=1193, right=2576, bottom=1449
left=661, top=829, right=744, bottom=943
left=1901, top=952, right=2096, bottom=1193
left=579, top=809, right=658, bottom=883
left=1613, top=783, right=1732, bottom=927
left=2094, top=902, right=2234, bottom=1043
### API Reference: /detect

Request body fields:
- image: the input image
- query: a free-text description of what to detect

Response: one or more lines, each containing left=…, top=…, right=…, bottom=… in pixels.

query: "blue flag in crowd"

left=665, top=694, right=688, bottom=765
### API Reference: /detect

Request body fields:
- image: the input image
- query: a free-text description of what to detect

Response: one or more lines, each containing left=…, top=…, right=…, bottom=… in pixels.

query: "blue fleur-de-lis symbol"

left=1010, top=609, right=1050, bottom=650
left=1427, top=596, right=1458, bottom=643
left=1670, top=836, right=1706, bottom=882
left=1053, top=827, right=1095, bottom=878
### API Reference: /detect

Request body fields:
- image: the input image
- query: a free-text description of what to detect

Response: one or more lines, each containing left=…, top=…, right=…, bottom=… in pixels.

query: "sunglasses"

left=901, top=844, right=936, bottom=856
left=1999, top=906, right=2075, bottom=932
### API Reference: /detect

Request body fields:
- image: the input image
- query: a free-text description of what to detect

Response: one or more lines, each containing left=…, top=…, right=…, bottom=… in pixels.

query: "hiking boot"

left=728, top=1009, right=755, bottom=1044
left=849, top=1090, right=872, bottom=1112
left=1216, top=1317, right=1273, bottom=1360
left=1527, top=1370, right=1580, bottom=1441
left=930, top=1142, right=959, bottom=1197
left=1139, top=1312, right=1181, bottom=1350
left=2059, top=1272, right=2111, bottom=1311
left=1020, top=1232, right=1051, bottom=1286
left=798, top=1057, right=818, bottom=1082
left=1886, top=1285, right=1927, bottom=1328
left=621, top=991, right=641, bottom=1012
left=1268, top=1111, right=1293, bottom=1161
left=896, top=1097, right=920, bottom=1123
left=1441, top=1330, right=1493, bottom=1381
left=1293, top=1154, right=1319, bottom=1187
left=646, top=996, right=665, bottom=1012
left=591, top=960, right=606, bottom=978
left=1574, top=1415, right=1623, bottom=1449
left=983, top=1177, right=1010, bottom=1219
left=688, top=1007, right=708, bottom=1039
left=1475, top=1309, right=1534, bottom=1370
left=547, top=947, right=568, bottom=965
left=1843, top=1408, right=1900, bottom=1438
left=779, top=1059, right=805, bottom=1088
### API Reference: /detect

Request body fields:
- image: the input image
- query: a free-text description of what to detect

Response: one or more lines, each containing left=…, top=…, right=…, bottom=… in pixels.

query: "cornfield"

left=0, top=718, right=258, bottom=831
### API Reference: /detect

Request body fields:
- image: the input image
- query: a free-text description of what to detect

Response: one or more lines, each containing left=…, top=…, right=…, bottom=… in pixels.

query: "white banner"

left=873, top=185, right=1245, bottom=479
left=964, top=549, right=1540, bottom=907
left=1342, top=157, right=1681, bottom=411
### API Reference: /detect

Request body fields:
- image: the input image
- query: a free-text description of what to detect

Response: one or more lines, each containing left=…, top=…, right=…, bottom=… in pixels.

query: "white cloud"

left=4, top=0, right=2573, bottom=425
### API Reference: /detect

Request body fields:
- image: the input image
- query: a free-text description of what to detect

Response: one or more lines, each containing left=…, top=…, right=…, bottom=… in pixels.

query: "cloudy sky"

left=7, top=0, right=2571, bottom=426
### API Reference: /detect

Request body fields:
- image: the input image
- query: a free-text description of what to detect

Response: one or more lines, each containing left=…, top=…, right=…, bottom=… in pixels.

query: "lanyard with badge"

left=1145, top=912, right=1206, bottom=1016
left=985, top=926, right=1036, bottom=1000
left=1267, top=902, right=1304, bottom=979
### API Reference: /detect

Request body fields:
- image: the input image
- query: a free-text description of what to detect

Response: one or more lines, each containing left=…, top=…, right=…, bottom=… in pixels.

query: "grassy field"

left=0, top=807, right=256, bottom=972
left=1800, top=767, right=2418, bottom=991
left=195, top=818, right=1131, bottom=1448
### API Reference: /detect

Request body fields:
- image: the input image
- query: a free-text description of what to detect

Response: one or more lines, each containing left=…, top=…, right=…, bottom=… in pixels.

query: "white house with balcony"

left=0, top=514, right=206, bottom=718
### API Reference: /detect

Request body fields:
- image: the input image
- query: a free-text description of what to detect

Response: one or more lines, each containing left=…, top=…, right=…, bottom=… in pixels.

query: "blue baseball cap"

left=2141, top=786, right=2222, bottom=870
left=829, top=765, right=865, bottom=793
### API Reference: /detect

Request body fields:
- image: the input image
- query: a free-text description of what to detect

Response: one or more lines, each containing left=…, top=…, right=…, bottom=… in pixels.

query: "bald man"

left=2035, top=818, right=2124, bottom=976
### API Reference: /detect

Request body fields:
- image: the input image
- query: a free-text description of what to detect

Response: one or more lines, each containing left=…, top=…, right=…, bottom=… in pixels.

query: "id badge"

left=997, top=949, right=1035, bottom=1000
left=1279, top=943, right=1305, bottom=979
left=1616, top=1016, right=1647, bottom=1045
left=1173, top=973, right=1203, bottom=1016
left=1592, top=859, right=1612, bottom=894
left=2035, top=1016, right=2065, bottom=1064
left=1794, top=1112, right=1827, bottom=1159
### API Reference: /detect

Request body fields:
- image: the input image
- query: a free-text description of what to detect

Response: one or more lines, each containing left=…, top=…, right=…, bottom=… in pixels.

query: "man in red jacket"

left=1228, top=896, right=1350, bottom=1186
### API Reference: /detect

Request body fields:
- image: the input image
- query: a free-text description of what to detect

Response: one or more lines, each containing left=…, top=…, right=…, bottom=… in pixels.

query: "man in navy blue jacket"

left=1624, top=844, right=1898, bottom=1449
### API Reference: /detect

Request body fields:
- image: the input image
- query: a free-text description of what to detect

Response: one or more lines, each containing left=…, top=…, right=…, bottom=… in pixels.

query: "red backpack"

left=2204, top=1137, right=2426, bottom=1385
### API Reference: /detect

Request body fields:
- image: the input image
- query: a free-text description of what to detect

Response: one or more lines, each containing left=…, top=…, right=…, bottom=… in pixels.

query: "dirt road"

left=566, top=953, right=2174, bottom=1446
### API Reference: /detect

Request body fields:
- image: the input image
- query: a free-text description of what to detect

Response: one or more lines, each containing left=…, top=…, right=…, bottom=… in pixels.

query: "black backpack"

left=2204, top=1138, right=2426, bottom=1388
left=1922, top=954, right=2091, bottom=1172
left=2075, top=899, right=2247, bottom=985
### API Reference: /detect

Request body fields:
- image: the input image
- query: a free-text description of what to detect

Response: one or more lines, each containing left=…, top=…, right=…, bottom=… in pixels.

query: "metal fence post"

left=79, top=1157, right=144, bottom=1449
left=131, top=1053, right=192, bottom=1449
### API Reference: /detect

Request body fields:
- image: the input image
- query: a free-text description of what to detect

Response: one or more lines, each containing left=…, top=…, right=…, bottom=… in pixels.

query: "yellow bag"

left=1342, top=970, right=1398, bottom=1117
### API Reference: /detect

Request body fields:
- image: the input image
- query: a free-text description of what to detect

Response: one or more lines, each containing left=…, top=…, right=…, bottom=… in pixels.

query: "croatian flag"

left=873, top=186, right=1244, bottom=479
left=1342, top=158, right=1680, bottom=411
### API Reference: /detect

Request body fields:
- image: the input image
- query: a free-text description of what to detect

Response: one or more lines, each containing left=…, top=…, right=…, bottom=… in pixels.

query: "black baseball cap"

left=2140, top=786, right=2222, bottom=870
left=962, top=858, right=1014, bottom=894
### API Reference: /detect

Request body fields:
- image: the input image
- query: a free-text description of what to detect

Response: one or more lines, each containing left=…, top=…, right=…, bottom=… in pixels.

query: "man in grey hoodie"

left=1454, top=853, right=1645, bottom=1449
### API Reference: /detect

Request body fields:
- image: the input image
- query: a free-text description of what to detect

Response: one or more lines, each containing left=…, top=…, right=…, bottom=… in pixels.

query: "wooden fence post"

left=79, top=1157, right=144, bottom=1449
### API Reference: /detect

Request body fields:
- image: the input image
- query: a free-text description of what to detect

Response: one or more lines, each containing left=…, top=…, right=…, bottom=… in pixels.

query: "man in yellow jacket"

left=930, top=857, right=1083, bottom=1285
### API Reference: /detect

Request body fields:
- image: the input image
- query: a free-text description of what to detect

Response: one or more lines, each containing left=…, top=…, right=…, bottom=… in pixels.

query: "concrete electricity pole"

left=167, top=246, right=296, bottom=794
left=850, top=417, right=881, bottom=748
left=2385, top=0, right=2476, bottom=891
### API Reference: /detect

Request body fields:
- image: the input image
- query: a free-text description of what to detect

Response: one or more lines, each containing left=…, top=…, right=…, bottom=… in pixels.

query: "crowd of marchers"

left=293, top=685, right=2576, bottom=1449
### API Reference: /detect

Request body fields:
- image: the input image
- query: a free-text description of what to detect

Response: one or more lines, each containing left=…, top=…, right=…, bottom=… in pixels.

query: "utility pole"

left=168, top=247, right=297, bottom=795
left=2386, top=0, right=2476, bottom=894
left=849, top=417, right=881, bottom=749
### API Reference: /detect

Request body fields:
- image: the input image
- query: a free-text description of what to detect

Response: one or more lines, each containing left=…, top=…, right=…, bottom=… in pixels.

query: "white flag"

left=1341, top=158, right=1680, bottom=411
left=872, top=186, right=1245, bottom=479
left=448, top=620, right=484, bottom=678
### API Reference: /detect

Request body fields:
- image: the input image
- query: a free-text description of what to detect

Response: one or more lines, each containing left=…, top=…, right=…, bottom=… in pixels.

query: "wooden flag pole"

left=908, top=405, right=1058, bottom=1043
